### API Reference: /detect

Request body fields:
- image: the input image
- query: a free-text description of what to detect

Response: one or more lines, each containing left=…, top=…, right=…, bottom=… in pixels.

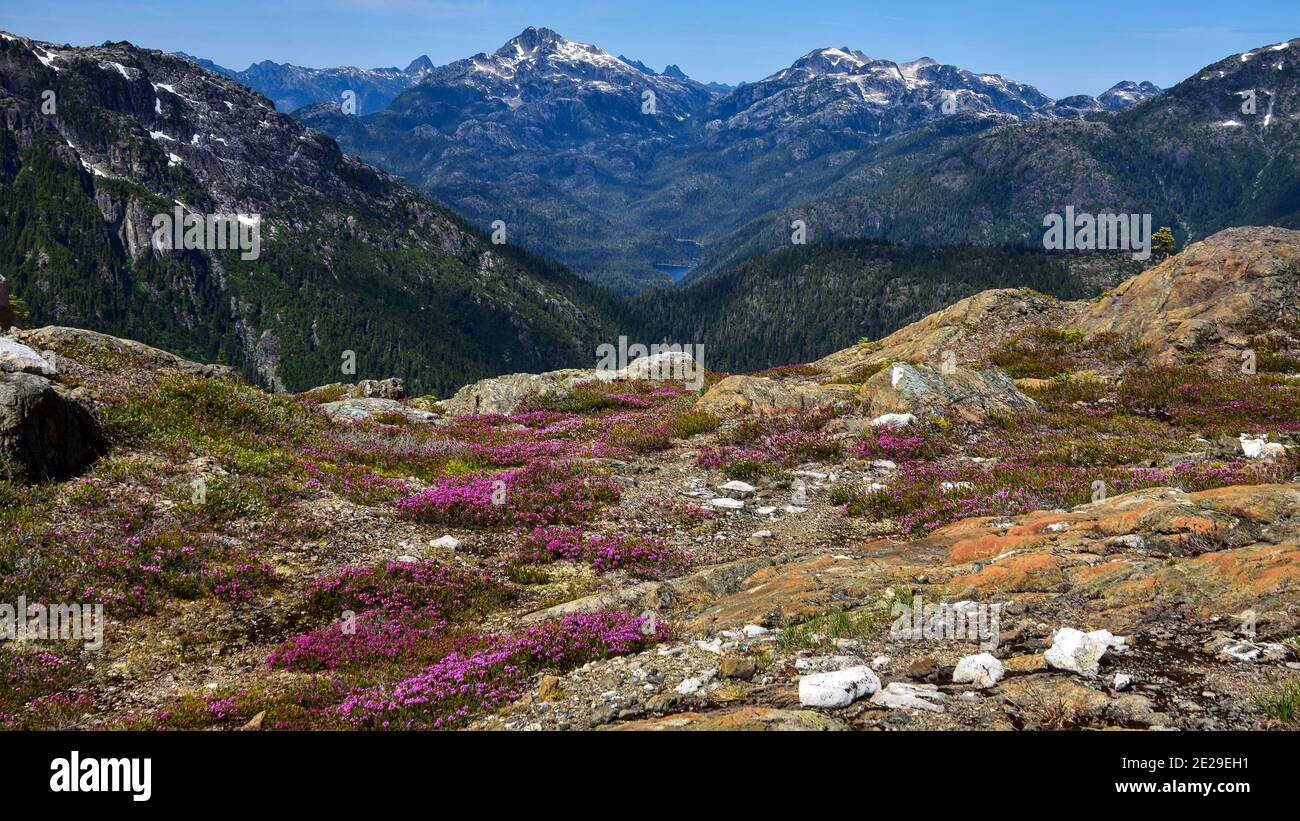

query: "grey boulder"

left=0, top=372, right=106, bottom=481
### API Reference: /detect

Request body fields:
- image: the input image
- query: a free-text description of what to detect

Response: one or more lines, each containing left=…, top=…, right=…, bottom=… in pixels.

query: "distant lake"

left=652, top=262, right=695, bottom=281
left=653, top=239, right=703, bottom=282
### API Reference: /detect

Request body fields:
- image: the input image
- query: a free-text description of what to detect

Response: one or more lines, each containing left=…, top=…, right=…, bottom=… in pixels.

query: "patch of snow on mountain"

left=102, top=61, right=133, bottom=79
left=33, top=47, right=62, bottom=72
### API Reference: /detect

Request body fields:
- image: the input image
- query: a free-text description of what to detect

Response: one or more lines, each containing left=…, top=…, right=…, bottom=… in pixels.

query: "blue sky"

left=3, top=0, right=1298, bottom=97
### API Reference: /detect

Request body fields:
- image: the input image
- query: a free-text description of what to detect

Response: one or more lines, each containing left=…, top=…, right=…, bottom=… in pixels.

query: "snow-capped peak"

left=495, top=26, right=567, bottom=59
left=781, top=47, right=871, bottom=78
left=404, top=55, right=434, bottom=76
left=1097, top=80, right=1162, bottom=109
left=899, top=56, right=938, bottom=77
left=480, top=26, right=633, bottom=78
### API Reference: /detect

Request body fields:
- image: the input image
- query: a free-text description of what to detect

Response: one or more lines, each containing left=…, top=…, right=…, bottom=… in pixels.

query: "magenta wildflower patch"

left=0, top=647, right=90, bottom=730
left=395, top=459, right=619, bottom=528
left=303, top=560, right=510, bottom=617
left=336, top=611, right=672, bottom=729
left=516, top=526, right=691, bottom=579
left=267, top=561, right=512, bottom=672
left=853, top=426, right=951, bottom=461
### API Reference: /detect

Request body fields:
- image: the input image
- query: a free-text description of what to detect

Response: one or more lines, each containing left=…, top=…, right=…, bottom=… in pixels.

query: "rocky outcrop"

left=695, top=374, right=860, bottom=417
left=1076, top=226, right=1300, bottom=367
left=14, top=327, right=236, bottom=380
left=694, top=362, right=1034, bottom=423
left=353, top=378, right=405, bottom=400
left=440, top=352, right=704, bottom=416
left=673, top=484, right=1300, bottom=637
left=811, top=227, right=1300, bottom=380
left=814, top=288, right=1073, bottom=377
left=306, top=378, right=406, bottom=402
left=439, top=369, right=594, bottom=416
left=860, top=362, right=1036, bottom=423
left=607, top=707, right=847, bottom=731
left=317, top=397, right=439, bottom=423
left=0, top=336, right=57, bottom=377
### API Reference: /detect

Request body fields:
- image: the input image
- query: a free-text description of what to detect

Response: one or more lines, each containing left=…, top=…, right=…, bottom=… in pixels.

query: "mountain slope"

left=0, top=31, right=621, bottom=395
left=8, top=226, right=1299, bottom=735
left=624, top=239, right=1136, bottom=372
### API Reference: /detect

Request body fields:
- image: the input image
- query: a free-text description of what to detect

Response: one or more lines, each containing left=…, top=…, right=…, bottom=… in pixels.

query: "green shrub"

left=723, top=458, right=790, bottom=484
left=666, top=411, right=721, bottom=439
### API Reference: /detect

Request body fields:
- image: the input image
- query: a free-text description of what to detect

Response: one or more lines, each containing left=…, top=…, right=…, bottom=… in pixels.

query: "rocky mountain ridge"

left=174, top=51, right=436, bottom=115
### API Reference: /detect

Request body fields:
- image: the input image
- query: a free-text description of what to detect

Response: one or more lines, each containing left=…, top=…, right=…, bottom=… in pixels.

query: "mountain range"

left=286, top=27, right=1176, bottom=291
left=690, top=41, right=1300, bottom=282
left=174, top=52, right=436, bottom=115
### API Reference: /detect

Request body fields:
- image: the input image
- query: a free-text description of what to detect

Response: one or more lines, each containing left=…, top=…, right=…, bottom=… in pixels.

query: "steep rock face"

left=1076, top=226, right=1300, bottom=366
